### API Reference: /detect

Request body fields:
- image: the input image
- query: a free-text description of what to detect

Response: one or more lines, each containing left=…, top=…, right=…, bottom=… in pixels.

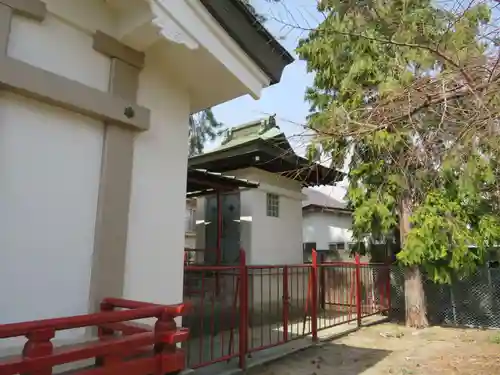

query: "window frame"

left=266, top=192, right=280, bottom=218
left=185, top=207, right=196, bottom=232
left=328, top=242, right=346, bottom=251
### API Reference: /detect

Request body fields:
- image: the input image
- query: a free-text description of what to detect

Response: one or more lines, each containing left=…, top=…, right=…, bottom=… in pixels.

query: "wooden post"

left=154, top=312, right=178, bottom=375
left=22, top=328, right=55, bottom=375
left=311, top=249, right=318, bottom=342
left=96, top=301, right=115, bottom=366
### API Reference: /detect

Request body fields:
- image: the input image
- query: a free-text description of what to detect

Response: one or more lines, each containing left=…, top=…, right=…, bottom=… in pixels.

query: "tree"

left=188, top=108, right=223, bottom=156
left=297, top=0, right=500, bottom=327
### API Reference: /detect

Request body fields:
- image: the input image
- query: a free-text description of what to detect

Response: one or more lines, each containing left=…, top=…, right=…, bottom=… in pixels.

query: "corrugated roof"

left=302, top=188, right=348, bottom=210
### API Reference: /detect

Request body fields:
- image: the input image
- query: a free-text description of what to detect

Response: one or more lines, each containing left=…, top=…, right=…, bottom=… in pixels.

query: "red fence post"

left=22, top=328, right=55, bottom=375
left=216, top=192, right=222, bottom=296
left=238, top=249, right=248, bottom=369
left=319, top=253, right=325, bottom=310
left=355, top=254, right=362, bottom=327
left=154, top=309, right=187, bottom=375
left=282, top=265, right=289, bottom=342
left=98, top=301, right=114, bottom=338
left=96, top=301, right=116, bottom=366
left=311, top=249, right=318, bottom=342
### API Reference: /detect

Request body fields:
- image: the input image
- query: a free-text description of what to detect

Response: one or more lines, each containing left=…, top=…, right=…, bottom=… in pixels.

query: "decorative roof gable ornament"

left=149, top=0, right=200, bottom=50
left=259, top=114, right=278, bottom=134
left=220, top=128, right=233, bottom=146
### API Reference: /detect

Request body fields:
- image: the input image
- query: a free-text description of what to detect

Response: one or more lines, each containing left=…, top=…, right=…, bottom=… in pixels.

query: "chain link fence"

left=390, top=264, right=500, bottom=328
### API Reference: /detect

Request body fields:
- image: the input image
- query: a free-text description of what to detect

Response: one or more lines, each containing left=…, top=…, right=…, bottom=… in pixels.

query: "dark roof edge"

left=302, top=204, right=353, bottom=214
left=189, top=168, right=260, bottom=189
left=199, top=0, right=294, bottom=84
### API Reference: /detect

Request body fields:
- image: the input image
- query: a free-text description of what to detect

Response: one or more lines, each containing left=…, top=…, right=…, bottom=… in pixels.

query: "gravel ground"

left=247, top=322, right=500, bottom=375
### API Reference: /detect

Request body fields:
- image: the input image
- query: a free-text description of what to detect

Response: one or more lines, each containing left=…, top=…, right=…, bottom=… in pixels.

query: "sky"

left=208, top=0, right=348, bottom=199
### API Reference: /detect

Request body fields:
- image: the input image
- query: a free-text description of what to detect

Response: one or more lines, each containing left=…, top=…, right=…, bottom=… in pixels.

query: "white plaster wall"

left=193, top=169, right=307, bottom=309
left=124, top=45, right=190, bottom=306
left=0, top=93, right=103, bottom=344
left=234, top=169, right=304, bottom=266
left=194, top=198, right=206, bottom=263
left=239, top=189, right=253, bottom=256
left=249, top=189, right=303, bottom=265
left=302, top=211, right=353, bottom=250
left=195, top=169, right=305, bottom=266
left=43, top=0, right=117, bottom=38
left=0, top=10, right=108, bottom=344
left=7, top=13, right=110, bottom=92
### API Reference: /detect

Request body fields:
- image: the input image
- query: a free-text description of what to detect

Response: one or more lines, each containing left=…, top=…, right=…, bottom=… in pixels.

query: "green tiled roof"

left=208, top=115, right=291, bottom=153
left=189, top=115, right=344, bottom=186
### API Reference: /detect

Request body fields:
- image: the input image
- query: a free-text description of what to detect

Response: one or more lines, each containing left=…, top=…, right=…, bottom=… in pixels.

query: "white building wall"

left=124, top=46, right=190, bottom=306
left=0, top=93, right=104, bottom=324
left=302, top=211, right=353, bottom=250
left=239, top=188, right=253, bottom=256
left=7, top=13, right=111, bottom=92
left=210, top=168, right=304, bottom=265
left=0, top=5, right=191, bottom=338
left=0, top=0, right=283, bottom=357
left=193, top=169, right=307, bottom=307
left=0, top=12, right=108, bottom=347
left=241, top=169, right=303, bottom=265
left=247, top=189, right=303, bottom=265
left=195, top=168, right=304, bottom=265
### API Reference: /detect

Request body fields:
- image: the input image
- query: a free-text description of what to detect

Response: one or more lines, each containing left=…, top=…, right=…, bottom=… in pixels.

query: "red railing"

left=182, top=250, right=246, bottom=369
left=0, top=298, right=190, bottom=375
left=182, top=250, right=391, bottom=370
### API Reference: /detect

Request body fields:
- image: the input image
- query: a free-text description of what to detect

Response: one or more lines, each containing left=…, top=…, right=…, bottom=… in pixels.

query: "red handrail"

left=0, top=298, right=190, bottom=375
left=0, top=305, right=164, bottom=339
left=102, top=298, right=189, bottom=315
left=1, top=332, right=156, bottom=374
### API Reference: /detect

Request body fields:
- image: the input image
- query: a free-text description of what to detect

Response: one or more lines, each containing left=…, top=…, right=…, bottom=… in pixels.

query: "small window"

left=266, top=193, right=280, bottom=217
left=328, top=242, right=346, bottom=251
left=185, top=208, right=196, bottom=232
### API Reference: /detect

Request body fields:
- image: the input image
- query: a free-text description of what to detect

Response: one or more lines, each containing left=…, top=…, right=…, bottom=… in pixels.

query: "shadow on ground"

left=248, top=342, right=391, bottom=375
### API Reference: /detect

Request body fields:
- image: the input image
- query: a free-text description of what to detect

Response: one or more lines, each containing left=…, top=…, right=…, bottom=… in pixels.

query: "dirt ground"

left=248, top=322, right=500, bottom=375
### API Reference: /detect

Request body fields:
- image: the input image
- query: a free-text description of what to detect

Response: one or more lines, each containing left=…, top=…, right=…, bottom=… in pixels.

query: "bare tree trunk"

left=400, top=195, right=429, bottom=328
left=404, top=265, right=429, bottom=327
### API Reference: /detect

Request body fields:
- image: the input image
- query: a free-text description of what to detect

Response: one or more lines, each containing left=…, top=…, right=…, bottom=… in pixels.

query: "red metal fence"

left=0, top=254, right=389, bottom=374
left=0, top=298, right=189, bottom=375
left=183, top=250, right=391, bottom=370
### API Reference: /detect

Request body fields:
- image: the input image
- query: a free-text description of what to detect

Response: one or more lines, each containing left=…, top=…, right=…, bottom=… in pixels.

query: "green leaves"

left=298, top=0, right=499, bottom=283
left=398, top=185, right=500, bottom=283
left=188, top=108, right=223, bottom=156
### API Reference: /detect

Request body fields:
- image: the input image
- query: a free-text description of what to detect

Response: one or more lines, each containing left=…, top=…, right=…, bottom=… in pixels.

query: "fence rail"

left=183, top=250, right=391, bottom=369
left=0, top=298, right=189, bottom=375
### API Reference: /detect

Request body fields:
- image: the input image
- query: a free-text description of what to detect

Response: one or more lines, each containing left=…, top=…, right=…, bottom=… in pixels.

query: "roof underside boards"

left=199, top=0, right=294, bottom=85
left=189, top=118, right=344, bottom=187
left=186, top=168, right=259, bottom=198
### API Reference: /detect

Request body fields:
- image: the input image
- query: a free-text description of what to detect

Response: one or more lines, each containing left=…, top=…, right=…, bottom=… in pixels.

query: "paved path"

left=189, top=314, right=387, bottom=375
